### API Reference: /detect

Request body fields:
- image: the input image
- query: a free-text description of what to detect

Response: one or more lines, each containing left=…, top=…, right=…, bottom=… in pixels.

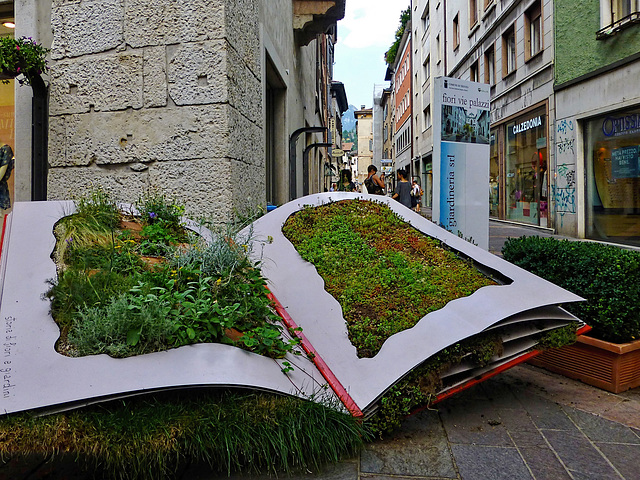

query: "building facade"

left=355, top=106, right=373, bottom=185
left=411, top=0, right=435, bottom=207
left=4, top=0, right=344, bottom=219
left=553, top=0, right=640, bottom=246
left=393, top=27, right=413, bottom=174
left=442, top=0, right=555, bottom=229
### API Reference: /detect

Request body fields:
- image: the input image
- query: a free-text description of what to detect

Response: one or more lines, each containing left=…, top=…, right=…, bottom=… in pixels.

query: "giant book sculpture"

left=0, top=194, right=585, bottom=417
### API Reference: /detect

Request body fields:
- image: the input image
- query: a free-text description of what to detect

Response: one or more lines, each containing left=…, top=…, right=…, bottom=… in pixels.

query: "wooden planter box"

left=529, top=335, right=640, bottom=393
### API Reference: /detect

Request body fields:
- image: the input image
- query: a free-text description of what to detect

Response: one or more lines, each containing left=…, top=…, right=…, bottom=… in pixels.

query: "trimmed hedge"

left=502, top=236, right=640, bottom=344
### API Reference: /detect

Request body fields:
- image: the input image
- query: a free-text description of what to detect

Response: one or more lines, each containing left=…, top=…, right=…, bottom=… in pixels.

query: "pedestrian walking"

left=411, top=180, right=423, bottom=213
left=364, top=165, right=385, bottom=195
left=338, top=169, right=356, bottom=192
left=392, top=168, right=412, bottom=208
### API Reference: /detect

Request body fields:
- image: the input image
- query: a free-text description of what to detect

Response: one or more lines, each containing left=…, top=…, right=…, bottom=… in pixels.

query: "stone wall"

left=47, top=0, right=263, bottom=220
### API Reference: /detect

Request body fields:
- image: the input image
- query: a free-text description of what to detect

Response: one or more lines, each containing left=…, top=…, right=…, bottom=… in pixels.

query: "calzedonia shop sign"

left=512, top=116, right=542, bottom=135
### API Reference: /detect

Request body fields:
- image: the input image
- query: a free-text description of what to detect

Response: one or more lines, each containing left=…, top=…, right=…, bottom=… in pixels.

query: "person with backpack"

left=364, top=165, right=385, bottom=195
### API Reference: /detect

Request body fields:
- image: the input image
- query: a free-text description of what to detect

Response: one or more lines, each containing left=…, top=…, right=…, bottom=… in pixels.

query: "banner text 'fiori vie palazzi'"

left=442, top=93, right=490, bottom=109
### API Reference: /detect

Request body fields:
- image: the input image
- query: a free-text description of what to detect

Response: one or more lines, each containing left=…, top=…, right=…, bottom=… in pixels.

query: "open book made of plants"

left=0, top=194, right=584, bottom=417
left=242, top=193, right=586, bottom=417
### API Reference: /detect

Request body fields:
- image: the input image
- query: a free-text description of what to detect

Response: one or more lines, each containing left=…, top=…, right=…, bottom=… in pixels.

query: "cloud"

left=338, top=0, right=408, bottom=49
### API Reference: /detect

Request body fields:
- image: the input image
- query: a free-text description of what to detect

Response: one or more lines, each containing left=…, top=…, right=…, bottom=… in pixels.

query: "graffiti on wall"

left=554, top=118, right=577, bottom=221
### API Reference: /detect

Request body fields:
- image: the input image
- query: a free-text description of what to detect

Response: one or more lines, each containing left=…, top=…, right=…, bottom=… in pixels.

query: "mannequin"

left=0, top=145, right=15, bottom=210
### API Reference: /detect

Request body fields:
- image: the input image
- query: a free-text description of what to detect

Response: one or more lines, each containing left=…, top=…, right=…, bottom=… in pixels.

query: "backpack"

left=365, top=175, right=383, bottom=195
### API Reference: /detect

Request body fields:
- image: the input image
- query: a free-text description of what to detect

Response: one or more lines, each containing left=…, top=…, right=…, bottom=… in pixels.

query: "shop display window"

left=505, top=108, right=548, bottom=226
left=489, top=128, right=500, bottom=217
left=585, top=106, right=640, bottom=246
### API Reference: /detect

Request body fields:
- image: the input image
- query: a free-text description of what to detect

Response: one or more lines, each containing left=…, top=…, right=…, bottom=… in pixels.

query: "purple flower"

left=149, top=212, right=158, bottom=219
left=66, top=237, right=73, bottom=244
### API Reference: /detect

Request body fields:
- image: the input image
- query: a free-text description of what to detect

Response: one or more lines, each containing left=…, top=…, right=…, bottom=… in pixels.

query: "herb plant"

left=47, top=189, right=297, bottom=359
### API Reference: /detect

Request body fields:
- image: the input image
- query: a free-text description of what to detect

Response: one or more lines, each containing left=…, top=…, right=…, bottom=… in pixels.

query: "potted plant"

left=502, top=236, right=640, bottom=393
left=0, top=36, right=49, bottom=86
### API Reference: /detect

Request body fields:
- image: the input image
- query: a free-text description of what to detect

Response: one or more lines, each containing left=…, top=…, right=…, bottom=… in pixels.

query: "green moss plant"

left=282, top=199, right=497, bottom=357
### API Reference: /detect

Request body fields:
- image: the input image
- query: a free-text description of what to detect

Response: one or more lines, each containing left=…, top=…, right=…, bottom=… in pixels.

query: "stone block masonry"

left=47, top=0, right=263, bottom=221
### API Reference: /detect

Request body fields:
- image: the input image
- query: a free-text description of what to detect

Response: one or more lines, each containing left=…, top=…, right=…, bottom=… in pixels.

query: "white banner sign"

left=433, top=77, right=491, bottom=250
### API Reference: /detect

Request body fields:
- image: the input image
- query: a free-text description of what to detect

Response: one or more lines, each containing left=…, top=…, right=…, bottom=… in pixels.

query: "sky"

left=334, top=0, right=409, bottom=110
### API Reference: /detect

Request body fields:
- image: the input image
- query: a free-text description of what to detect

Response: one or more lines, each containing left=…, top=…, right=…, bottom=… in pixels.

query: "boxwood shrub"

left=502, top=236, right=640, bottom=344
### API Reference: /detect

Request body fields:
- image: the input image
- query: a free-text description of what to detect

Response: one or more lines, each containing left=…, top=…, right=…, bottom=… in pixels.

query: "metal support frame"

left=303, top=142, right=332, bottom=196
left=289, top=126, right=327, bottom=200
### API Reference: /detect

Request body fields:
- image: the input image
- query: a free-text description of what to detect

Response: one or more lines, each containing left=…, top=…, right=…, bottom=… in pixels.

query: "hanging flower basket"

left=0, top=36, right=49, bottom=87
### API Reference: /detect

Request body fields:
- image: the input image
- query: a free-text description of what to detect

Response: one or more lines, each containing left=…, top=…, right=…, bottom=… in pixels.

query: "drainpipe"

left=30, top=74, right=48, bottom=201
left=289, top=126, right=327, bottom=200
left=303, top=142, right=332, bottom=196
left=443, top=0, right=447, bottom=76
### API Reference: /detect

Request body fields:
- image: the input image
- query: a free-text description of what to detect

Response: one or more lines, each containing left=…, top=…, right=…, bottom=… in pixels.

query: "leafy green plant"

left=137, top=189, right=185, bottom=230
left=137, top=221, right=186, bottom=257
left=502, top=236, right=640, bottom=343
left=0, top=36, right=49, bottom=86
left=384, top=6, right=411, bottom=65
left=365, top=333, right=504, bottom=436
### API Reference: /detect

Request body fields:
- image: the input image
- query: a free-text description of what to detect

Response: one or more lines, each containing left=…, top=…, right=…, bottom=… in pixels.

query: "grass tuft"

left=0, top=392, right=367, bottom=479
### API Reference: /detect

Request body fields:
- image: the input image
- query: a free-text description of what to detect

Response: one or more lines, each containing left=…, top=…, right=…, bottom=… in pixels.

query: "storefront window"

left=489, top=128, right=499, bottom=217
left=0, top=36, right=15, bottom=213
left=423, top=158, right=433, bottom=208
left=505, top=108, right=548, bottom=226
left=585, top=106, right=640, bottom=246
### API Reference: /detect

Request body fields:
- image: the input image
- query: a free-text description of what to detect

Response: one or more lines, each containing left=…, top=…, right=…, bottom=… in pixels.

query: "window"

left=585, top=105, right=640, bottom=246
left=423, top=106, right=431, bottom=131
left=453, top=14, right=460, bottom=50
left=470, top=60, right=478, bottom=82
left=599, top=0, right=640, bottom=35
left=502, top=25, right=516, bottom=76
left=612, top=0, right=639, bottom=21
left=421, top=2, right=430, bottom=32
left=525, top=1, right=542, bottom=61
left=436, top=34, right=441, bottom=63
left=423, top=55, right=431, bottom=82
left=469, top=0, right=478, bottom=27
left=484, top=45, right=495, bottom=85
